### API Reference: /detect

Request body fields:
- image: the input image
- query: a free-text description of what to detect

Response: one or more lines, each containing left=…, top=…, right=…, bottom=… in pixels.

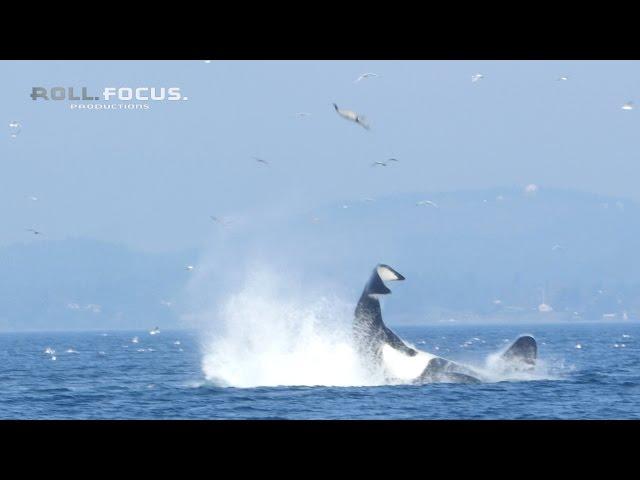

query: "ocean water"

left=0, top=323, right=639, bottom=419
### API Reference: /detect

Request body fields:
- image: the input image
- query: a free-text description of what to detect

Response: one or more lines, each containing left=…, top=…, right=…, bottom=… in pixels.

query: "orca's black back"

left=501, top=335, right=537, bottom=365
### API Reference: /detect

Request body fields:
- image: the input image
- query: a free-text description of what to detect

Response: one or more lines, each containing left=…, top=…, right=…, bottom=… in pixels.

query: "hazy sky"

left=2, top=60, right=639, bottom=253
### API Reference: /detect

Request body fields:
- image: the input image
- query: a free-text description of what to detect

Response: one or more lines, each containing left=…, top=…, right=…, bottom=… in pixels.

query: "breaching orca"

left=353, top=264, right=537, bottom=384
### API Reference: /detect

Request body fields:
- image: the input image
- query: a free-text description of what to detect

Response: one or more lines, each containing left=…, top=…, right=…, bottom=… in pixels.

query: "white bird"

left=471, top=73, right=484, bottom=83
left=25, top=228, right=42, bottom=235
left=185, top=265, right=194, bottom=271
left=203, top=60, right=212, bottom=64
left=622, top=101, right=634, bottom=111
left=28, top=196, right=38, bottom=201
left=253, top=157, right=270, bottom=166
left=332, top=103, right=370, bottom=130
left=354, top=72, right=379, bottom=83
left=149, top=327, right=160, bottom=335
left=372, top=161, right=387, bottom=167
left=294, top=112, right=312, bottom=119
left=551, top=244, right=565, bottom=251
left=9, top=120, right=21, bottom=138
left=416, top=200, right=438, bottom=208
left=388, top=158, right=400, bottom=162
left=132, top=336, right=139, bottom=344
left=557, top=75, right=569, bottom=81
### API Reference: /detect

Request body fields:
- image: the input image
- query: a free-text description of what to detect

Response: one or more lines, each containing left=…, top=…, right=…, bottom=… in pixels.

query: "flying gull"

left=471, top=73, right=484, bottom=83
left=416, top=200, right=438, bottom=208
left=253, top=157, right=270, bottom=166
left=9, top=120, right=21, bottom=138
left=354, top=72, right=379, bottom=83
left=332, top=103, right=370, bottom=130
left=210, top=216, right=232, bottom=228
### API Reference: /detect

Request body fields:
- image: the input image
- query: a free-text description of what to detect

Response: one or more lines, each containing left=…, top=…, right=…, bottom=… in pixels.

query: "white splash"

left=381, top=344, right=433, bottom=383
left=480, top=350, right=557, bottom=382
left=200, top=270, right=381, bottom=388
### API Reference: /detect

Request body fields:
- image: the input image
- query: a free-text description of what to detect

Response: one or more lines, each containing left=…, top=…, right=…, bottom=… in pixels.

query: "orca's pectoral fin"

left=501, top=335, right=537, bottom=366
left=416, top=357, right=481, bottom=384
left=383, top=326, right=418, bottom=357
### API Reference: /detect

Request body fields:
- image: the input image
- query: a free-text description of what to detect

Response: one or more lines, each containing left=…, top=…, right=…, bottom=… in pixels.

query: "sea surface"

left=1, top=323, right=639, bottom=419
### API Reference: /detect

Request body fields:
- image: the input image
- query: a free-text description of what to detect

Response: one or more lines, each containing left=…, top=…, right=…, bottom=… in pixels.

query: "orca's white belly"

left=381, top=344, right=436, bottom=382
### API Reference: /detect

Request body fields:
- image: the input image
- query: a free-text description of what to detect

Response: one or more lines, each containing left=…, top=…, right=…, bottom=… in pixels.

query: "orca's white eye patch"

left=377, top=265, right=404, bottom=281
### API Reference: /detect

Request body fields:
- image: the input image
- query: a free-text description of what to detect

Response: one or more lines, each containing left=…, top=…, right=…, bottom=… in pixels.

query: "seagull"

left=294, top=112, right=312, bottom=119
left=551, top=244, right=565, bottom=251
left=25, top=228, right=42, bottom=235
left=471, top=73, right=484, bottom=83
left=253, top=157, right=270, bottom=166
left=416, top=200, right=438, bottom=208
left=185, top=265, right=194, bottom=271
left=28, top=196, right=38, bottom=201
left=149, top=327, right=160, bottom=335
left=362, top=197, right=375, bottom=202
left=557, top=75, right=569, bottom=81
left=354, top=72, right=379, bottom=83
left=388, top=158, right=399, bottom=162
left=210, top=216, right=232, bottom=228
left=622, top=101, right=634, bottom=111
left=203, top=60, right=212, bottom=64
left=372, top=161, right=387, bottom=167
left=332, top=103, right=370, bottom=130
left=9, top=120, right=21, bottom=138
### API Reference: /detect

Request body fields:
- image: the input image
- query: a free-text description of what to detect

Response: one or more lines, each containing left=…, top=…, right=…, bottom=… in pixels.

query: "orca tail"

left=501, top=335, right=537, bottom=366
left=364, top=264, right=404, bottom=297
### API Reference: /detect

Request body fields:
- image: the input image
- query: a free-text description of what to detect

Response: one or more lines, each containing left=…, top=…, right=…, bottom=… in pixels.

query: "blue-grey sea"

left=1, top=323, right=639, bottom=419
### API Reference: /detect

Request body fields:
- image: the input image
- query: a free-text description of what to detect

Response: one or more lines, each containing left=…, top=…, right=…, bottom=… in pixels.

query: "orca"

left=353, top=264, right=537, bottom=384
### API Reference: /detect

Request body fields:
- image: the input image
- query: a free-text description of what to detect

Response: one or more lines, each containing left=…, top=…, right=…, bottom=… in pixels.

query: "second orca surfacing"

left=353, top=264, right=538, bottom=384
